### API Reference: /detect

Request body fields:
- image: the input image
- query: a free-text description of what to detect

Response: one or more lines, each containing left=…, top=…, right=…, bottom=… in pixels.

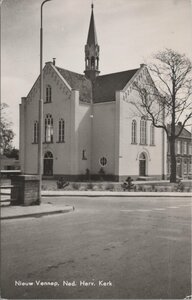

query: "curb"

left=42, top=192, right=192, bottom=198
left=1, top=206, right=74, bottom=220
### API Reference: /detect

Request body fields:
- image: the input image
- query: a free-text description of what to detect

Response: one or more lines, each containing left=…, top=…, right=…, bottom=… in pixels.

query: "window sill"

left=44, top=102, right=52, bottom=104
left=43, top=142, right=54, bottom=144
left=131, top=143, right=137, bottom=145
left=149, top=144, right=155, bottom=146
left=32, top=142, right=38, bottom=144
left=56, top=141, right=65, bottom=143
left=139, top=143, right=148, bottom=146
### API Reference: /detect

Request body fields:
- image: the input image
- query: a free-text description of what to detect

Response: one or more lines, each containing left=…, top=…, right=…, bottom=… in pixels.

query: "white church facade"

left=20, top=5, right=166, bottom=181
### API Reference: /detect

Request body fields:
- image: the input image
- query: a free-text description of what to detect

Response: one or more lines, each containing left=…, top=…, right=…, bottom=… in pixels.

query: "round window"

left=100, top=157, right=107, bottom=167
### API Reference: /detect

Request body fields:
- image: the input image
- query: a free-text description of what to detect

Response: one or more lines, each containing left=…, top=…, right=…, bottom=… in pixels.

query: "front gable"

left=25, top=62, right=72, bottom=104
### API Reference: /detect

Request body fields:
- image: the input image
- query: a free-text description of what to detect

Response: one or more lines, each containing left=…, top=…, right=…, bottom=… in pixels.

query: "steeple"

left=84, top=3, right=100, bottom=81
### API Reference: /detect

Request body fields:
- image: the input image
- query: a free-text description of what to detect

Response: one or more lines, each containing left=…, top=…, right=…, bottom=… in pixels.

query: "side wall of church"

left=76, top=101, right=92, bottom=177
left=91, top=102, right=116, bottom=176
left=115, top=90, right=164, bottom=180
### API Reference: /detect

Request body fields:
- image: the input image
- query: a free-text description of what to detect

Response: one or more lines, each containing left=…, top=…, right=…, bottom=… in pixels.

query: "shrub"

left=176, top=179, right=184, bottom=192
left=86, top=183, right=93, bottom=190
left=71, top=183, right=79, bottom=190
left=105, top=183, right=114, bottom=191
left=57, top=177, right=69, bottom=189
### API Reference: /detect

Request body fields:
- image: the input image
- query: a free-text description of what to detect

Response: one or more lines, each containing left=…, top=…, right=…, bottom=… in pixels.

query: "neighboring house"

left=167, top=123, right=192, bottom=179
left=19, top=4, right=165, bottom=181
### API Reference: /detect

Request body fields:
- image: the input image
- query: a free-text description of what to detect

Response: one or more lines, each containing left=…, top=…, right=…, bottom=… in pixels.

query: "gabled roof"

left=93, top=69, right=139, bottom=103
left=87, top=5, right=98, bottom=46
left=56, top=66, right=139, bottom=103
left=56, top=67, right=92, bottom=103
left=167, top=124, right=192, bottom=139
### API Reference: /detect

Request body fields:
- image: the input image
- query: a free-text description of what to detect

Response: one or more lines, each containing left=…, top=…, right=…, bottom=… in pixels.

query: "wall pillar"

left=114, top=91, right=123, bottom=180
left=70, top=90, right=79, bottom=177
left=11, top=175, right=39, bottom=206
left=20, top=97, right=26, bottom=173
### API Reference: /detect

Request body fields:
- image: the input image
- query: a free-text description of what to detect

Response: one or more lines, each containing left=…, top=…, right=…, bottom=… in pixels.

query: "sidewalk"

left=1, top=203, right=74, bottom=220
left=42, top=190, right=192, bottom=198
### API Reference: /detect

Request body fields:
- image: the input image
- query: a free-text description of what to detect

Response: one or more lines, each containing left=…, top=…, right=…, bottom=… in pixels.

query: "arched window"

left=189, top=160, right=192, bottom=174
left=44, top=151, right=53, bottom=176
left=33, top=121, right=39, bottom=143
left=46, top=85, right=52, bottom=103
left=58, top=119, right=65, bottom=142
left=131, top=120, right=137, bottom=144
left=140, top=118, right=147, bottom=145
left=139, top=152, right=147, bottom=176
left=184, top=160, right=188, bottom=175
left=45, top=114, right=53, bottom=143
left=91, top=56, right=95, bottom=69
left=150, top=123, right=155, bottom=145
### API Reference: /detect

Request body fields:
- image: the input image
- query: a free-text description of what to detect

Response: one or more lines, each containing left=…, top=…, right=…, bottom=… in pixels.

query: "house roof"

left=167, top=124, right=192, bottom=139
left=56, top=66, right=139, bottom=103
left=93, top=69, right=139, bottom=103
left=56, top=67, right=92, bottom=103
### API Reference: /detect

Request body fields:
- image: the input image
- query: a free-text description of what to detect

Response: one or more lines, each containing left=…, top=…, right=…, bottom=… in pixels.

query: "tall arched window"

left=58, top=119, right=65, bottom=142
left=140, top=118, right=147, bottom=145
left=45, top=114, right=53, bottom=143
left=150, top=123, right=155, bottom=145
left=131, top=120, right=137, bottom=144
left=33, top=121, right=39, bottom=143
left=46, top=85, right=52, bottom=103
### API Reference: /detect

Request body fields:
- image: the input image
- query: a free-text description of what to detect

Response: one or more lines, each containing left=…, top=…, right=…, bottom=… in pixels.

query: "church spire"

left=84, top=2, right=100, bottom=81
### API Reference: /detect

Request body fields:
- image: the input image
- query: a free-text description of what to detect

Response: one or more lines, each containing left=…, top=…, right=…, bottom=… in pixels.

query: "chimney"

left=53, top=58, right=56, bottom=66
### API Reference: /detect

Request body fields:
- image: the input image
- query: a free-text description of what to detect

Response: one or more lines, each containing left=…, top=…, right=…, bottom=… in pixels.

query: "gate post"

left=11, top=175, right=40, bottom=206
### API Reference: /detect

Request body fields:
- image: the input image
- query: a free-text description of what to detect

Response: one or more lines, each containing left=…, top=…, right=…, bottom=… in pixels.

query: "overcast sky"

left=2, top=0, right=192, bottom=148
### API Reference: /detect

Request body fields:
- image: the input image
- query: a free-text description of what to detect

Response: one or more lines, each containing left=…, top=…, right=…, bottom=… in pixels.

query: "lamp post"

left=38, top=0, right=51, bottom=204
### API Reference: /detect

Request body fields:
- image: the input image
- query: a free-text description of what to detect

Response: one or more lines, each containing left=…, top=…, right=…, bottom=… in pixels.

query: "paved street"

left=1, top=196, right=191, bottom=299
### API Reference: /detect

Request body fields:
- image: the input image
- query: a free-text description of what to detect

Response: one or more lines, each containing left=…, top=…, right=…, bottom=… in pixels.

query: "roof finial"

left=91, top=0, right=94, bottom=10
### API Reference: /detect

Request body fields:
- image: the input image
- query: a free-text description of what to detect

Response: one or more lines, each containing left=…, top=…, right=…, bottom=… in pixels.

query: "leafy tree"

left=134, top=49, right=192, bottom=182
left=0, top=103, right=15, bottom=154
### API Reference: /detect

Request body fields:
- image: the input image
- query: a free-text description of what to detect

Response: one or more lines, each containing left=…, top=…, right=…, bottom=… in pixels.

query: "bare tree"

left=134, top=49, right=192, bottom=183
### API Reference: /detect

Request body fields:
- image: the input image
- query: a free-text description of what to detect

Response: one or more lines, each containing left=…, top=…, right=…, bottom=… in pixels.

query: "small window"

left=189, top=161, right=192, bottom=174
left=189, top=144, right=192, bottom=155
left=131, top=120, right=137, bottom=144
left=183, top=142, right=187, bottom=155
left=150, top=124, right=155, bottom=145
left=176, top=141, right=182, bottom=154
left=82, top=150, right=87, bottom=160
left=58, top=119, right=65, bottom=142
left=33, top=121, right=39, bottom=143
left=184, top=160, right=188, bottom=174
left=46, top=85, right=52, bottom=103
left=100, top=157, right=107, bottom=167
left=140, top=118, right=147, bottom=145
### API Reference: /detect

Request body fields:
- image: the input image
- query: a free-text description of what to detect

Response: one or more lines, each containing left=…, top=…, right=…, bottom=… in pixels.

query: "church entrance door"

left=44, top=151, right=53, bottom=176
left=139, top=153, right=146, bottom=176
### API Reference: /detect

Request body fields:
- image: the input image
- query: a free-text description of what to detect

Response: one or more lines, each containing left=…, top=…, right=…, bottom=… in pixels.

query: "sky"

left=1, top=0, right=192, bottom=148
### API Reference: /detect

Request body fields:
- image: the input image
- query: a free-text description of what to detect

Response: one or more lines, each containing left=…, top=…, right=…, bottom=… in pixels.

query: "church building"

left=20, top=4, right=166, bottom=181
